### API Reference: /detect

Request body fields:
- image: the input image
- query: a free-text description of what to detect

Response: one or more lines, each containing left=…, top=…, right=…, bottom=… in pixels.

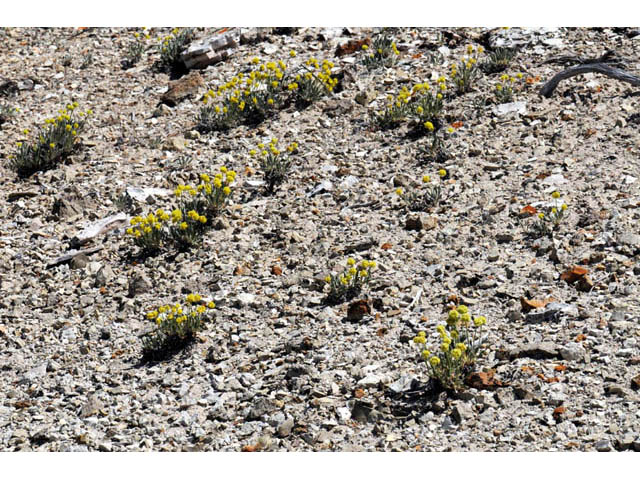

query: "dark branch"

left=539, top=63, right=640, bottom=98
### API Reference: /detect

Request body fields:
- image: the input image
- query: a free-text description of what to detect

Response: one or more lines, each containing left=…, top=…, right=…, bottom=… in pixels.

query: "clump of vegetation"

left=249, top=138, right=299, bottom=193
left=157, top=27, right=194, bottom=74
left=417, top=126, right=455, bottom=163
left=531, top=191, right=569, bottom=237
left=372, top=87, right=411, bottom=130
left=395, top=172, right=444, bottom=211
left=481, top=47, right=517, bottom=74
left=197, top=53, right=337, bottom=132
left=142, top=293, right=215, bottom=361
left=372, top=78, right=449, bottom=132
left=80, top=52, right=93, bottom=69
left=0, top=103, right=18, bottom=127
left=450, top=45, right=483, bottom=95
left=324, top=258, right=377, bottom=304
left=411, top=79, right=447, bottom=128
left=122, top=29, right=150, bottom=69
left=494, top=72, right=524, bottom=103
left=126, top=166, right=236, bottom=254
left=126, top=207, right=210, bottom=254
left=413, top=305, right=487, bottom=391
left=174, top=166, right=236, bottom=218
left=361, top=33, right=400, bottom=69
left=294, top=56, right=338, bottom=107
left=8, top=102, right=89, bottom=178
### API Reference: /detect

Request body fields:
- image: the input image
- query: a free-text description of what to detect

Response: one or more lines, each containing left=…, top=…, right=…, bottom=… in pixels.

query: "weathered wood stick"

left=539, top=63, right=640, bottom=97
left=541, top=49, right=619, bottom=66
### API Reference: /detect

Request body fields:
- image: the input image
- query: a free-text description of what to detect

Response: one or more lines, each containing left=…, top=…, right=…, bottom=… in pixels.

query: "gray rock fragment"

left=452, top=401, right=475, bottom=423
left=128, top=271, right=152, bottom=297
left=388, top=375, right=418, bottom=394
left=560, top=343, right=586, bottom=362
left=277, top=417, right=295, bottom=437
left=94, top=264, right=114, bottom=287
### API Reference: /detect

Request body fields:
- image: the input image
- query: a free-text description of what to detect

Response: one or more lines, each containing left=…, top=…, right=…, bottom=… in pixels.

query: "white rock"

left=340, top=175, right=359, bottom=189
left=336, top=406, right=351, bottom=422
left=236, top=293, right=255, bottom=307
left=357, top=373, right=384, bottom=387
left=493, top=101, right=527, bottom=116
left=126, top=187, right=173, bottom=203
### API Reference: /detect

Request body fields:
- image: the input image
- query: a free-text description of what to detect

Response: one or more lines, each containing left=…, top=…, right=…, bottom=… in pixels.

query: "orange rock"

left=553, top=406, right=567, bottom=421
left=560, top=266, right=589, bottom=284
left=465, top=371, right=504, bottom=391
left=520, top=296, right=555, bottom=313
left=347, top=299, right=370, bottom=321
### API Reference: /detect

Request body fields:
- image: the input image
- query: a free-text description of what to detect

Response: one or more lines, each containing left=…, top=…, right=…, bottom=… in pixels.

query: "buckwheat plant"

left=169, top=208, right=209, bottom=251
left=324, top=258, right=377, bottom=304
left=142, top=293, right=215, bottom=360
left=414, top=305, right=487, bottom=391
left=533, top=191, right=568, bottom=237
left=127, top=209, right=172, bottom=254
left=80, top=52, right=94, bottom=70
left=494, top=72, right=524, bottom=104
left=293, top=57, right=338, bottom=107
left=411, top=78, right=447, bottom=127
left=480, top=47, right=516, bottom=74
left=174, top=166, right=236, bottom=217
left=197, top=53, right=337, bottom=132
left=450, top=45, right=483, bottom=95
left=361, top=33, right=400, bottom=69
left=122, top=29, right=150, bottom=69
left=126, top=206, right=209, bottom=254
left=0, top=103, right=18, bottom=127
left=372, top=87, right=411, bottom=129
left=249, top=138, right=299, bottom=193
left=158, top=27, right=194, bottom=74
left=8, top=102, right=88, bottom=178
left=395, top=173, right=443, bottom=211
left=418, top=126, right=455, bottom=163
left=198, top=58, right=288, bottom=131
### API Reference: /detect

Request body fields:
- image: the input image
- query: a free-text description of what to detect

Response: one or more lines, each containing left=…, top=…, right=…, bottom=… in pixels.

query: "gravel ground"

left=1, top=26, right=640, bottom=452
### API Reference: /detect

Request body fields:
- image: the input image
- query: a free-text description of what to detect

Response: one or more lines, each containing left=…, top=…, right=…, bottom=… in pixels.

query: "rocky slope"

left=1, top=27, right=639, bottom=451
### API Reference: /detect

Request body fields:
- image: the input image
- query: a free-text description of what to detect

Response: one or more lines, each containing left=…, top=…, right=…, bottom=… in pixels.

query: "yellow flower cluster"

left=10, top=102, right=89, bottom=177
left=303, top=57, right=338, bottom=92
left=160, top=28, right=181, bottom=53
left=145, top=294, right=215, bottom=328
left=250, top=137, right=298, bottom=158
left=175, top=166, right=236, bottom=202
left=414, top=305, right=487, bottom=390
left=127, top=209, right=171, bottom=238
left=325, top=258, right=377, bottom=287
left=39, top=102, right=82, bottom=134
left=202, top=58, right=288, bottom=108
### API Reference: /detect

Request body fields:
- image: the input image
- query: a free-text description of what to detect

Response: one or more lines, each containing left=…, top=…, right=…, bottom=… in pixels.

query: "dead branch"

left=540, top=63, right=640, bottom=98
left=541, top=49, right=621, bottom=67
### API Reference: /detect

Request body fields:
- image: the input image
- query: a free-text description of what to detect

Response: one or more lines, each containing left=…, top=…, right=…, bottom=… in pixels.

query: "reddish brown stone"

left=553, top=406, right=567, bottom=421
left=160, top=72, right=205, bottom=106
left=560, top=266, right=589, bottom=284
left=335, top=38, right=371, bottom=57
left=465, top=371, right=505, bottom=391
left=347, top=299, right=370, bottom=321
left=271, top=265, right=282, bottom=276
